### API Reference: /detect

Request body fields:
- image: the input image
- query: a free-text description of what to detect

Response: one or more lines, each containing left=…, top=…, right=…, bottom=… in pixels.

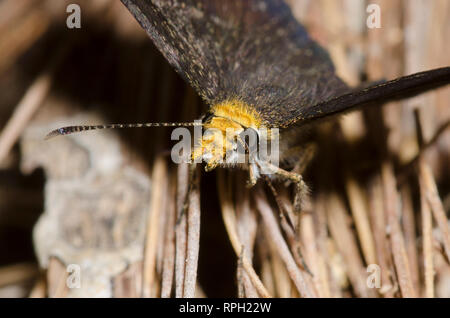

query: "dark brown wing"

left=289, top=67, right=450, bottom=126
left=120, top=0, right=348, bottom=126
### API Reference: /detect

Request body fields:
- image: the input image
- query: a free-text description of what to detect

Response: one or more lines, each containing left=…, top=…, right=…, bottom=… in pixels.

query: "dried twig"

left=237, top=247, right=245, bottom=298
left=0, top=38, right=71, bottom=164
left=346, top=175, right=377, bottom=265
left=47, top=257, right=68, bottom=298
left=160, top=176, right=177, bottom=298
left=142, top=156, right=168, bottom=297
left=0, top=72, right=52, bottom=163
left=399, top=119, right=450, bottom=183
left=326, top=193, right=373, bottom=297
left=381, top=161, right=417, bottom=298
left=400, top=185, right=420, bottom=293
left=368, top=177, right=395, bottom=297
left=312, top=194, right=335, bottom=297
left=235, top=175, right=259, bottom=297
left=175, top=163, right=189, bottom=298
left=0, top=262, right=38, bottom=287
left=29, top=274, right=46, bottom=298
left=419, top=163, right=434, bottom=298
left=183, top=166, right=201, bottom=298
left=298, top=208, right=327, bottom=297
left=114, top=262, right=142, bottom=298
left=414, top=109, right=449, bottom=297
left=255, top=188, right=316, bottom=298
left=217, top=171, right=271, bottom=298
left=422, top=166, right=450, bottom=262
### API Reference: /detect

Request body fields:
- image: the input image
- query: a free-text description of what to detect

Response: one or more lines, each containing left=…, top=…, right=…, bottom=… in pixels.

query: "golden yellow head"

left=192, top=99, right=264, bottom=171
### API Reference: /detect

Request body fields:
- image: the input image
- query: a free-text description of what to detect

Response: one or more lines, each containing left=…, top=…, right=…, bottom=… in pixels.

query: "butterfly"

left=48, top=0, right=450, bottom=214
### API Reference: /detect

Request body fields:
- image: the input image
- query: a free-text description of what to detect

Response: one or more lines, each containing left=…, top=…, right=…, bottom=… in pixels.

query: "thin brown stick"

left=47, top=257, right=68, bottom=298
left=313, top=194, right=335, bottom=297
left=255, top=189, right=316, bottom=298
left=241, top=269, right=259, bottom=298
left=237, top=246, right=245, bottom=298
left=399, top=119, right=450, bottom=183
left=273, top=188, right=314, bottom=278
left=326, top=193, right=373, bottom=297
left=381, top=161, right=417, bottom=297
left=298, top=209, right=326, bottom=297
left=269, top=241, right=292, bottom=297
left=415, top=108, right=450, bottom=296
left=183, top=166, right=201, bottom=298
left=142, top=156, right=168, bottom=297
left=346, top=175, right=377, bottom=265
left=0, top=72, right=52, bottom=163
left=29, top=274, right=46, bottom=298
left=0, top=38, right=71, bottom=164
left=161, top=176, right=177, bottom=298
left=113, top=262, right=142, bottom=297
left=400, top=185, right=420, bottom=293
left=419, top=161, right=434, bottom=298
left=217, top=172, right=271, bottom=298
left=175, top=163, right=189, bottom=298
left=0, top=262, right=38, bottom=287
left=235, top=174, right=258, bottom=297
left=258, top=240, right=276, bottom=296
left=156, top=182, right=169, bottom=278
left=414, top=109, right=438, bottom=298
left=368, top=177, right=395, bottom=297
left=422, top=166, right=450, bottom=262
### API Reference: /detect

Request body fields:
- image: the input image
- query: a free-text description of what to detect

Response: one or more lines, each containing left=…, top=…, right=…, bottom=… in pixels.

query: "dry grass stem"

left=160, top=177, right=177, bottom=298
left=217, top=172, right=271, bottom=298
left=47, top=257, right=68, bottom=298
left=346, top=176, right=377, bottom=265
left=419, top=163, right=434, bottom=298
left=142, top=156, right=168, bottom=297
left=28, top=274, right=46, bottom=298
left=381, top=162, right=417, bottom=297
left=400, top=185, right=420, bottom=293
left=0, top=262, right=38, bottom=287
left=114, top=262, right=142, bottom=298
left=299, top=209, right=328, bottom=297
left=422, top=166, right=450, bottom=262
left=0, top=72, right=52, bottom=163
left=325, top=193, right=373, bottom=297
left=255, top=189, right=316, bottom=298
left=183, top=166, right=201, bottom=298
left=175, top=163, right=189, bottom=298
left=368, top=177, right=395, bottom=297
left=235, top=177, right=259, bottom=297
left=313, top=195, right=335, bottom=297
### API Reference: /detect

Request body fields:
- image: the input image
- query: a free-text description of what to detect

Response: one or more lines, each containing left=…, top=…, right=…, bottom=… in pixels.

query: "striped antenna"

left=45, top=122, right=202, bottom=140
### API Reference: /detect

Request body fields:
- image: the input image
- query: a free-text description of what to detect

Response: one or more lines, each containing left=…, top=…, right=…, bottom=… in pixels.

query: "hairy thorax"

left=192, top=99, right=267, bottom=173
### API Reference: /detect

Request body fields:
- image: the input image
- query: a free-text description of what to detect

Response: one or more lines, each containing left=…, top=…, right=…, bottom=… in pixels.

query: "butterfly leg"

left=259, top=161, right=313, bottom=275
left=259, top=161, right=309, bottom=214
left=247, top=162, right=259, bottom=187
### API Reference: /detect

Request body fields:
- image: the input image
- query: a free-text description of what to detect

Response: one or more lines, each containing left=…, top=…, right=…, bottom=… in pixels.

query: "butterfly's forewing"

left=121, top=0, right=449, bottom=129
left=291, top=67, right=450, bottom=126
left=120, top=0, right=348, bottom=126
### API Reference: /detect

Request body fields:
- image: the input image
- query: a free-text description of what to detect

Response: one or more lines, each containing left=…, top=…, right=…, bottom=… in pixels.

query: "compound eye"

left=201, top=112, right=214, bottom=124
